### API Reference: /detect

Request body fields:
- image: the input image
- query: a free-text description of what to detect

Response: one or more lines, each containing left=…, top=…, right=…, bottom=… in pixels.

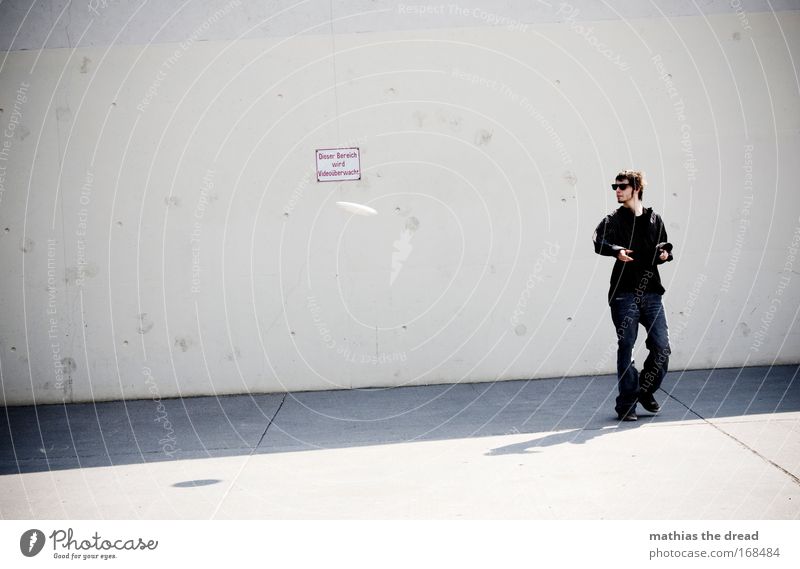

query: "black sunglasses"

left=611, top=182, right=633, bottom=191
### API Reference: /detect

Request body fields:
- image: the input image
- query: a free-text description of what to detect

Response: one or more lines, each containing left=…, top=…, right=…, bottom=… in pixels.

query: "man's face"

left=614, top=178, right=635, bottom=202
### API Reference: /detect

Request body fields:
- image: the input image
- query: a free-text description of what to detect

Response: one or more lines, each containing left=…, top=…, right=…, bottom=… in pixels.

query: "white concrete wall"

left=1, top=1, right=799, bottom=405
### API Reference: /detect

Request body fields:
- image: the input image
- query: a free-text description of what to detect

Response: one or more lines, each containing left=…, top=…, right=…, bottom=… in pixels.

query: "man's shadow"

left=485, top=414, right=656, bottom=456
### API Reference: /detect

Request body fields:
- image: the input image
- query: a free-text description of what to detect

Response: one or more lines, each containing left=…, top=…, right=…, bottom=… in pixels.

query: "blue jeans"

left=609, top=292, right=671, bottom=415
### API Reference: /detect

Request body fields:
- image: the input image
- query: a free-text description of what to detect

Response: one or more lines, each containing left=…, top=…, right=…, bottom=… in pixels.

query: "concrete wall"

left=1, top=1, right=799, bottom=405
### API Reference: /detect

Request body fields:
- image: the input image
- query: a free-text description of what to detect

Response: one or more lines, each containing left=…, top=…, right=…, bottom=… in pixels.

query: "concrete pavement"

left=1, top=365, right=798, bottom=518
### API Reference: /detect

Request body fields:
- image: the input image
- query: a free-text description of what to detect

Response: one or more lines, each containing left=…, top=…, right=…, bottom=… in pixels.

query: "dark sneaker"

left=617, top=410, right=638, bottom=421
left=639, top=392, right=660, bottom=413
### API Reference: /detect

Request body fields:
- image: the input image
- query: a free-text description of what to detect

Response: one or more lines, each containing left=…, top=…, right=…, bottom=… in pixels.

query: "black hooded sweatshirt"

left=592, top=206, right=674, bottom=303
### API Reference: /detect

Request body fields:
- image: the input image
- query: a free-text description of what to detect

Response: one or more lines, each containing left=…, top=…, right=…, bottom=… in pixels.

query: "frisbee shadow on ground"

left=1, top=365, right=797, bottom=475
left=173, top=479, right=222, bottom=488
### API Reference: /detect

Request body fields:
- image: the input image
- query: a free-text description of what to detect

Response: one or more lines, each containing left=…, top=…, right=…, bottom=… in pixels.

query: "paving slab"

left=231, top=419, right=797, bottom=519
left=661, top=365, right=799, bottom=419
left=0, top=365, right=798, bottom=519
left=0, top=454, right=251, bottom=519
left=258, top=373, right=695, bottom=453
left=703, top=414, right=800, bottom=480
left=0, top=394, right=284, bottom=474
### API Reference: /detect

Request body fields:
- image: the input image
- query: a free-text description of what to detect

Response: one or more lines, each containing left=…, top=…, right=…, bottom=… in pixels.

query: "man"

left=592, top=170, right=673, bottom=421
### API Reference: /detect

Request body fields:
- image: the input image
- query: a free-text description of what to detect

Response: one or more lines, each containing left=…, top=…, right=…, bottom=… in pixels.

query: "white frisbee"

left=335, top=201, right=378, bottom=216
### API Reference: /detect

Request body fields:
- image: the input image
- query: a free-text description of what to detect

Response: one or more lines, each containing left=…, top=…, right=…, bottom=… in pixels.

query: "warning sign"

left=316, top=147, right=361, bottom=182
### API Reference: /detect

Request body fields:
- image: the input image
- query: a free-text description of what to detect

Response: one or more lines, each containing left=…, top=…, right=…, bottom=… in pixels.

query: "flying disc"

left=336, top=201, right=378, bottom=216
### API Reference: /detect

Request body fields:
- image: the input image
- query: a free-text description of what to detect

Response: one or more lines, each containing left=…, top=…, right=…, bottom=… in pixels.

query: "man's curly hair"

left=616, top=169, right=646, bottom=200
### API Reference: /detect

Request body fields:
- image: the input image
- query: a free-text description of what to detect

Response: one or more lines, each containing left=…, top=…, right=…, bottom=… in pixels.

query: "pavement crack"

left=210, top=393, right=288, bottom=520
left=663, top=389, right=800, bottom=486
left=253, top=393, right=287, bottom=452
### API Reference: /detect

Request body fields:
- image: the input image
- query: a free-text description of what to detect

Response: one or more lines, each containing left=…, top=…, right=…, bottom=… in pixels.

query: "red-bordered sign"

left=316, top=147, right=361, bottom=182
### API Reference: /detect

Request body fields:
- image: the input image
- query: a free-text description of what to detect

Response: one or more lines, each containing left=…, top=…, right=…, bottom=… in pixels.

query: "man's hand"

left=617, top=249, right=634, bottom=262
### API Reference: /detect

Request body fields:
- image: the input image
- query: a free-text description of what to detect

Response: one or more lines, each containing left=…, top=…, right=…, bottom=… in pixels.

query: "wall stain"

left=475, top=129, right=493, bottom=146
left=435, top=109, right=461, bottom=131
left=65, top=263, right=98, bottom=284
left=16, top=125, right=30, bottom=141
left=56, top=106, right=71, bottom=122
left=175, top=336, right=193, bottom=352
left=60, top=357, right=77, bottom=373
left=20, top=237, right=34, bottom=253
left=137, top=313, right=154, bottom=334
